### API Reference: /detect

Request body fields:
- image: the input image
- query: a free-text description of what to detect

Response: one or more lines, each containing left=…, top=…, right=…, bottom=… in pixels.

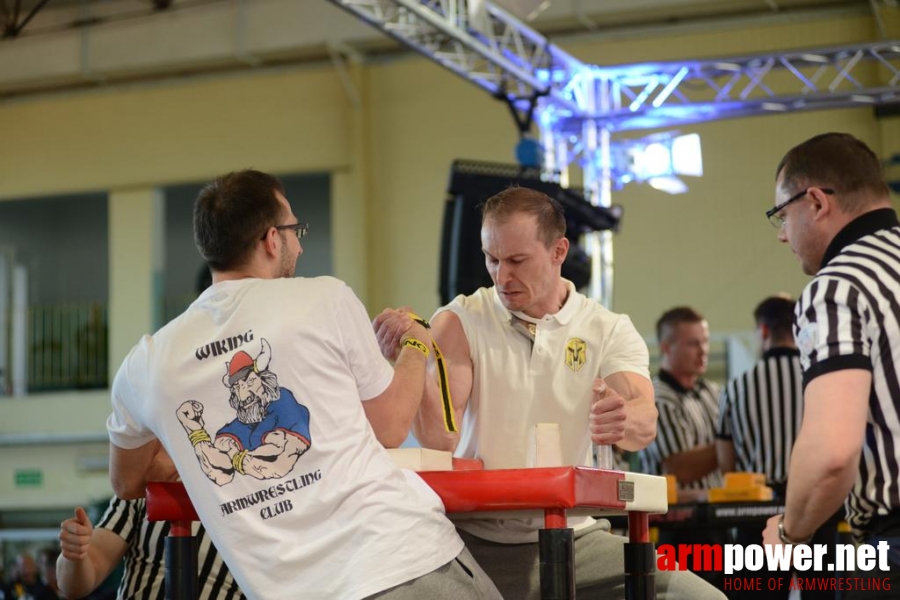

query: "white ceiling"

left=0, top=0, right=883, bottom=99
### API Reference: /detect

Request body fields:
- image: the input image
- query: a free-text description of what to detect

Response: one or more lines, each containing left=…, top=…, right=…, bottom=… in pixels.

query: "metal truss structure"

left=328, top=0, right=900, bottom=306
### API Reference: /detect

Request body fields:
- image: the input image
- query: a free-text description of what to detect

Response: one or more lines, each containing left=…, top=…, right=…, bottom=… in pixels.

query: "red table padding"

left=147, top=466, right=627, bottom=522
left=417, top=466, right=626, bottom=513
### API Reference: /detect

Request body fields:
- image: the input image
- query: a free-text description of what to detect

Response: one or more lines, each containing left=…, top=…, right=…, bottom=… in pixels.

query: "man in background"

left=718, top=294, right=835, bottom=599
left=640, top=306, right=722, bottom=491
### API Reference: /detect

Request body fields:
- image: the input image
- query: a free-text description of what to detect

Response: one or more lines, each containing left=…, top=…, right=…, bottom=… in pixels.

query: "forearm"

left=57, top=552, right=103, bottom=599
left=620, top=395, right=657, bottom=451
left=716, top=439, right=736, bottom=472
left=368, top=345, right=428, bottom=448
left=782, top=435, right=858, bottom=541
left=413, top=371, right=461, bottom=452
left=663, top=443, right=718, bottom=484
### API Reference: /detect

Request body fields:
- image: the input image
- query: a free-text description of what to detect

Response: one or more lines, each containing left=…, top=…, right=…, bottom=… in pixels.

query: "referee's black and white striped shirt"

left=794, top=208, right=900, bottom=541
left=96, top=496, right=244, bottom=600
left=716, top=347, right=803, bottom=486
left=639, top=369, right=723, bottom=490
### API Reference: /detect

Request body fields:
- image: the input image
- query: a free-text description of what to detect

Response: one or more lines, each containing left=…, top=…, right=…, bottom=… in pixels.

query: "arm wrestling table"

left=146, top=466, right=668, bottom=600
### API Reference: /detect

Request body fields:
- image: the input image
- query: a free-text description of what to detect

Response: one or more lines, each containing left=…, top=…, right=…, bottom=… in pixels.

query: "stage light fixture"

left=609, top=132, right=703, bottom=195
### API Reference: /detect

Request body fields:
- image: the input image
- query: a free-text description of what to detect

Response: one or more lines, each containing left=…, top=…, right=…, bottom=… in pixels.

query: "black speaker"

left=439, top=191, right=492, bottom=305
left=438, top=160, right=622, bottom=305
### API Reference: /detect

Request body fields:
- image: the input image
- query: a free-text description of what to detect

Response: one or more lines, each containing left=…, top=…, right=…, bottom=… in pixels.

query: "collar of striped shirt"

left=761, top=347, right=800, bottom=360
left=657, top=368, right=710, bottom=395
left=821, top=208, right=900, bottom=269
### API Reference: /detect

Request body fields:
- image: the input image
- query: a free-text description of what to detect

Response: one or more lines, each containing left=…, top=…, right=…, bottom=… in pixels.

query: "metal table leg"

left=164, top=519, right=198, bottom=600
left=624, top=512, right=655, bottom=600
left=540, top=508, right=575, bottom=599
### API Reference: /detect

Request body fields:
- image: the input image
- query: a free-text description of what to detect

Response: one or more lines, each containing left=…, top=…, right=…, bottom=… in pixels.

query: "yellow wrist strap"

left=408, top=312, right=458, bottom=434
left=232, top=450, right=248, bottom=474
left=189, top=429, right=211, bottom=446
left=401, top=337, right=430, bottom=357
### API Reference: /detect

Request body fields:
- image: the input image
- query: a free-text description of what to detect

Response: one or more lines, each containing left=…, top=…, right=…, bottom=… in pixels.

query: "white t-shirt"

left=438, top=281, right=650, bottom=543
left=108, top=277, right=462, bottom=600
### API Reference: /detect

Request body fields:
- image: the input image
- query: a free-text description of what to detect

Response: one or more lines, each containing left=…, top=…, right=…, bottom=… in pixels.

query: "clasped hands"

left=373, top=306, right=431, bottom=362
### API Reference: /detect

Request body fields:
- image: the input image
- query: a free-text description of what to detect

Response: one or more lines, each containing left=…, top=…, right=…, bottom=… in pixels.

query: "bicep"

left=109, top=440, right=158, bottom=499
left=801, top=369, right=870, bottom=461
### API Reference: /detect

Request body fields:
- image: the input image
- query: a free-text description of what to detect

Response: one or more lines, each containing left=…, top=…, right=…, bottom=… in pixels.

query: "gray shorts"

left=365, top=546, right=502, bottom=600
left=458, top=522, right=726, bottom=600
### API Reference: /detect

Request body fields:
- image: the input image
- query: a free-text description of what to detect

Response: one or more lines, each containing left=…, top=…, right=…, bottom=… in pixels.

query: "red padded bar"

left=147, top=482, right=199, bottom=522
left=147, top=466, right=629, bottom=523
left=417, top=466, right=626, bottom=513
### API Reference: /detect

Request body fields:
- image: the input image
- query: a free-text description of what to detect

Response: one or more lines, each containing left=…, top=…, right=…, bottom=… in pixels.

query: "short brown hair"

left=656, top=306, right=705, bottom=344
left=753, top=294, right=795, bottom=341
left=480, top=186, right=566, bottom=247
left=194, top=170, right=286, bottom=271
left=776, top=132, right=890, bottom=214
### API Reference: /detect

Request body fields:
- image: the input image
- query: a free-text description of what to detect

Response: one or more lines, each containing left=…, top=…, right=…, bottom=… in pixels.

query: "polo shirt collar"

left=658, top=368, right=694, bottom=394
left=495, top=279, right=580, bottom=326
left=820, top=208, right=900, bottom=269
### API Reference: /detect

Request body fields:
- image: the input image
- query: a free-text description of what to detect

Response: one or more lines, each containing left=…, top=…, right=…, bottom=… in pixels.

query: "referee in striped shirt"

left=716, top=294, right=802, bottom=493
left=719, top=295, right=836, bottom=600
left=58, top=496, right=244, bottom=600
left=640, top=306, right=723, bottom=492
left=761, top=132, right=900, bottom=597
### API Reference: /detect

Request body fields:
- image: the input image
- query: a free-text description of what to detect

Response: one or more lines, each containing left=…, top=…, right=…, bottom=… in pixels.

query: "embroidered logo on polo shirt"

left=565, top=338, right=587, bottom=372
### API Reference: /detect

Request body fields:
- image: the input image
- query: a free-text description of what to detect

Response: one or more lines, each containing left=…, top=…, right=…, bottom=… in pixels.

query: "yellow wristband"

left=232, top=450, right=248, bottom=474
left=189, top=429, right=211, bottom=446
left=401, top=337, right=430, bottom=357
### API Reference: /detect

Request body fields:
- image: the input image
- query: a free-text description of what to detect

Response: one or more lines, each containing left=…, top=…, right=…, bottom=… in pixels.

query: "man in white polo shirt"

left=375, top=185, right=725, bottom=599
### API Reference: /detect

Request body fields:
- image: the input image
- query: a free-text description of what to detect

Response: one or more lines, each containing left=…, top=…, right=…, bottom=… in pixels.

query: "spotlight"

left=610, top=132, right=703, bottom=195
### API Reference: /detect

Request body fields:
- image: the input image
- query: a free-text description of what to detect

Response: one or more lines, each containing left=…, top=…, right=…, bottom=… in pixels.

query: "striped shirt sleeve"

left=651, top=385, right=696, bottom=461
left=716, top=385, right=734, bottom=440
left=795, top=275, right=873, bottom=387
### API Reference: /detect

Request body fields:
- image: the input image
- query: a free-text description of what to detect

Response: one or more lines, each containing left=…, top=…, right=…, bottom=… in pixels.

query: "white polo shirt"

left=437, top=281, right=650, bottom=543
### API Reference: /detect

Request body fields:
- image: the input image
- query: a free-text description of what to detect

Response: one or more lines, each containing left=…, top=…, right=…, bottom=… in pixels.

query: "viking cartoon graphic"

left=177, top=338, right=311, bottom=486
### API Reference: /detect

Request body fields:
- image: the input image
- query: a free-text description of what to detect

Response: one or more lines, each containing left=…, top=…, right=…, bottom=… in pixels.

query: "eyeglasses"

left=276, top=223, right=308, bottom=239
left=765, top=187, right=834, bottom=228
left=261, top=222, right=308, bottom=240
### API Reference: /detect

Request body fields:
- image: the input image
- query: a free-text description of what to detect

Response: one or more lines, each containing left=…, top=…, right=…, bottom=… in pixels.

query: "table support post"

left=539, top=508, right=574, bottom=600
left=165, top=520, right=198, bottom=600
left=624, top=512, right=655, bottom=600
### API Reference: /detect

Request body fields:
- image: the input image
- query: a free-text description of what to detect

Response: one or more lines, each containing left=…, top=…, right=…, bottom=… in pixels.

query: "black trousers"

left=845, top=520, right=900, bottom=600
left=729, top=520, right=840, bottom=600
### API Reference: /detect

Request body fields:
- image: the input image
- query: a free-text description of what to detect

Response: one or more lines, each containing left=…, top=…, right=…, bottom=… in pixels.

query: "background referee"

left=720, top=294, right=836, bottom=599
left=762, top=132, right=900, bottom=597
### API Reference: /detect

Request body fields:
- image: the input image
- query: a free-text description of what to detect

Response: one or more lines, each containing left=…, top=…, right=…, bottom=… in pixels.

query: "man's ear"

left=261, top=227, right=280, bottom=258
left=809, top=186, right=834, bottom=222
left=759, top=323, right=771, bottom=342
left=553, top=237, right=569, bottom=265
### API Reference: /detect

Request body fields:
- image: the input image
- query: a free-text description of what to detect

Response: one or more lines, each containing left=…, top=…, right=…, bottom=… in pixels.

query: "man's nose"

left=777, top=228, right=788, bottom=243
left=496, top=263, right=511, bottom=284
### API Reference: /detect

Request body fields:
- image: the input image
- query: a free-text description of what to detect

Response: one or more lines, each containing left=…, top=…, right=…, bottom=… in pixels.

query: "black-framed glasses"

left=261, top=222, right=308, bottom=240
left=765, top=187, right=834, bottom=228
